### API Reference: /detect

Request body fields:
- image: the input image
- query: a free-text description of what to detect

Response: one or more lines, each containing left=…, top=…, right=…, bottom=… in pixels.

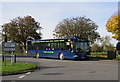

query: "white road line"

left=26, top=72, right=31, bottom=75
left=18, top=75, right=26, bottom=79
left=18, top=72, right=31, bottom=79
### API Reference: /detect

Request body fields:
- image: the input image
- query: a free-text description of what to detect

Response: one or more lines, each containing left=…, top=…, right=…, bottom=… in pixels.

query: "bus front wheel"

left=59, top=53, right=64, bottom=60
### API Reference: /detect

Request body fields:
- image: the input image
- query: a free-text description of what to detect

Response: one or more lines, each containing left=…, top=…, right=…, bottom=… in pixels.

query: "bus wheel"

left=36, top=52, right=40, bottom=58
left=59, top=53, right=64, bottom=60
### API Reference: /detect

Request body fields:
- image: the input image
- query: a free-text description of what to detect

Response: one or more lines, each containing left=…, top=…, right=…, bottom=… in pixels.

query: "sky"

left=0, top=0, right=119, bottom=46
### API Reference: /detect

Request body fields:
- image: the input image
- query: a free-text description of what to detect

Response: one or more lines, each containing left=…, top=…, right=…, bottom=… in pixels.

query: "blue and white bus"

left=27, top=36, right=90, bottom=60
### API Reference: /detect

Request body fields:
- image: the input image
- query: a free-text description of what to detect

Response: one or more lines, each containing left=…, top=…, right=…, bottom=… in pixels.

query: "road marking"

left=26, top=72, right=31, bottom=75
left=19, top=75, right=26, bottom=79
left=18, top=72, right=31, bottom=79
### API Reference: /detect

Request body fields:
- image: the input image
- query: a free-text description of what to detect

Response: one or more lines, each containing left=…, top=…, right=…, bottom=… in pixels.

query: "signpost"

left=2, top=42, right=16, bottom=52
left=2, top=42, right=16, bottom=65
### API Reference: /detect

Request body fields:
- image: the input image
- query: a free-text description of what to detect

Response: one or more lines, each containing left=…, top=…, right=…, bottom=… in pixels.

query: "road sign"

left=4, top=42, right=16, bottom=47
left=2, top=42, right=16, bottom=52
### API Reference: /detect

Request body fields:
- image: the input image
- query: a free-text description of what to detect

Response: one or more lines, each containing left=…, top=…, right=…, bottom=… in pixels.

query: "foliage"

left=100, top=36, right=114, bottom=51
left=2, top=15, right=42, bottom=51
left=53, top=16, right=100, bottom=43
left=100, top=36, right=111, bottom=46
left=106, top=13, right=120, bottom=40
left=15, top=43, right=24, bottom=55
left=116, top=42, right=120, bottom=50
left=91, top=36, right=114, bottom=51
left=103, top=44, right=115, bottom=51
left=91, top=43, right=102, bottom=51
left=113, top=57, right=120, bottom=61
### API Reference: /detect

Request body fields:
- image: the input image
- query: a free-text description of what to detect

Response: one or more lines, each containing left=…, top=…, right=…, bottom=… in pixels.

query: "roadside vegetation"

left=0, top=60, right=37, bottom=75
left=113, top=57, right=120, bottom=61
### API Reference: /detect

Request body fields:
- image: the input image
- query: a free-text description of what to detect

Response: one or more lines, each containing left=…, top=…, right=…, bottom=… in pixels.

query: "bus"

left=27, top=36, right=90, bottom=60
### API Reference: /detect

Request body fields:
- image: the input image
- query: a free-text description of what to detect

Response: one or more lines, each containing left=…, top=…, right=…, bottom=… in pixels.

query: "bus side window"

left=45, top=43, right=50, bottom=50
left=51, top=43, right=54, bottom=50
left=55, top=43, right=60, bottom=50
left=59, top=43, right=65, bottom=50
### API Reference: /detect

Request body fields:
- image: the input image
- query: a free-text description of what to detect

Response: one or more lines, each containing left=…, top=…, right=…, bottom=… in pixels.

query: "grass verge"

left=0, top=60, right=37, bottom=75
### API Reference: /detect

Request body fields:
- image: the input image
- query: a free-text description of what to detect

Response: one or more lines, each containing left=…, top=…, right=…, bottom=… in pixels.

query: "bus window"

left=75, top=42, right=89, bottom=51
left=54, top=43, right=59, bottom=50
left=59, top=43, right=65, bottom=50
left=51, top=43, right=54, bottom=50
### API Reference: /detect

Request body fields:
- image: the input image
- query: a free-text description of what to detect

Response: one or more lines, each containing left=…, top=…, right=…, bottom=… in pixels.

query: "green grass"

left=0, top=60, right=37, bottom=75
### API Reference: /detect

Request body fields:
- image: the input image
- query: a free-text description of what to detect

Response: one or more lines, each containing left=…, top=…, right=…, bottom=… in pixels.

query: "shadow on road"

left=41, top=66, right=66, bottom=69
left=42, top=73, right=63, bottom=75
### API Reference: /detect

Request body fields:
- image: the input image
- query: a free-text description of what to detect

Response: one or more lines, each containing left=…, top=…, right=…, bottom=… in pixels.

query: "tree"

left=2, top=15, right=42, bottom=51
left=91, top=43, right=102, bottom=51
left=53, top=16, right=100, bottom=43
left=106, top=13, right=120, bottom=40
left=100, top=36, right=114, bottom=51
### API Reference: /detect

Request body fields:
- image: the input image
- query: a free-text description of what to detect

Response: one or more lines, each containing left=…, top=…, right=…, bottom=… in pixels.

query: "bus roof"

left=27, top=36, right=88, bottom=42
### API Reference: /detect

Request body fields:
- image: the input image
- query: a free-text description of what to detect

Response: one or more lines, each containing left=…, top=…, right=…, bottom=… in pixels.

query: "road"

left=2, top=57, right=118, bottom=80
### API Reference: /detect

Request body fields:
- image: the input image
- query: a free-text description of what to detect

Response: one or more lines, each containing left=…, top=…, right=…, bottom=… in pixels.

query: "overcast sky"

left=0, top=0, right=119, bottom=46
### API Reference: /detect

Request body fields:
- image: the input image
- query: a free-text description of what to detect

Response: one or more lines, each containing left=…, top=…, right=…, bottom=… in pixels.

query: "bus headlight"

left=74, top=55, right=78, bottom=57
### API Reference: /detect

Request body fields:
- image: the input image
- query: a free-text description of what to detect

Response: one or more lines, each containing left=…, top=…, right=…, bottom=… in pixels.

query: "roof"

left=27, top=36, right=87, bottom=41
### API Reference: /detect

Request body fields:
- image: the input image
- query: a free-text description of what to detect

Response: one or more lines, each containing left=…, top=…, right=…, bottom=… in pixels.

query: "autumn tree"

left=53, top=16, right=100, bottom=43
left=106, top=13, right=120, bottom=40
left=2, top=15, right=42, bottom=51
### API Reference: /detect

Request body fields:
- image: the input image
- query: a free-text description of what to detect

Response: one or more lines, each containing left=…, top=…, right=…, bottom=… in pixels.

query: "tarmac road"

left=2, top=57, right=118, bottom=80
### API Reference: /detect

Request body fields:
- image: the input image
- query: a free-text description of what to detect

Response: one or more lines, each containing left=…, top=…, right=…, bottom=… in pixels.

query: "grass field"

left=0, top=60, right=37, bottom=75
